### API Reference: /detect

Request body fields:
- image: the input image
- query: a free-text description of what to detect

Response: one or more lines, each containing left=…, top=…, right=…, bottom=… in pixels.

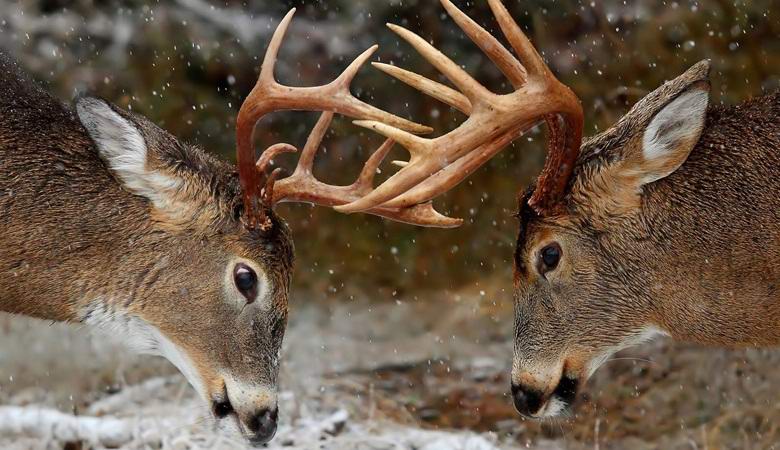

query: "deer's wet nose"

left=511, top=382, right=544, bottom=417
left=246, top=407, right=278, bottom=446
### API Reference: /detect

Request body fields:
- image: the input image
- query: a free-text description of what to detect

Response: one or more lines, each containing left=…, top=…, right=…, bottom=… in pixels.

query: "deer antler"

left=333, top=0, right=583, bottom=216
left=237, top=0, right=583, bottom=230
left=236, top=8, right=464, bottom=229
left=256, top=111, right=461, bottom=227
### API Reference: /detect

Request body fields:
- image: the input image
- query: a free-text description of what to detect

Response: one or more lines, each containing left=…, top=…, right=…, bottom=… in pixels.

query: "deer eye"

left=538, top=243, right=562, bottom=275
left=233, top=263, right=258, bottom=303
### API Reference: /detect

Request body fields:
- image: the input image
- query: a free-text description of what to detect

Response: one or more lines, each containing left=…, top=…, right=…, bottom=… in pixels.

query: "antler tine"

left=386, top=23, right=493, bottom=105
left=294, top=111, right=333, bottom=177
left=372, top=62, right=472, bottom=115
left=236, top=8, right=437, bottom=229
left=259, top=8, right=296, bottom=85
left=392, top=202, right=463, bottom=228
left=440, top=0, right=526, bottom=88
left=261, top=168, right=284, bottom=213
left=333, top=45, right=377, bottom=90
left=354, top=138, right=395, bottom=194
left=352, top=120, right=430, bottom=160
left=256, top=143, right=297, bottom=175
left=371, top=62, right=471, bottom=116
left=334, top=0, right=583, bottom=215
left=486, top=0, right=549, bottom=78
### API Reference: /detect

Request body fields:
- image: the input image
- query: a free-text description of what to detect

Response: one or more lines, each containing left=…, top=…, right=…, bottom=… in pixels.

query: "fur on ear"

left=76, top=97, right=181, bottom=211
left=637, top=83, right=709, bottom=185
left=569, top=61, right=712, bottom=218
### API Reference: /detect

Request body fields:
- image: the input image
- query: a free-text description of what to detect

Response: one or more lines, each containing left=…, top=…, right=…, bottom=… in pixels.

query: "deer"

left=329, top=0, right=779, bottom=420
left=0, top=3, right=535, bottom=444
left=1, top=0, right=774, bottom=438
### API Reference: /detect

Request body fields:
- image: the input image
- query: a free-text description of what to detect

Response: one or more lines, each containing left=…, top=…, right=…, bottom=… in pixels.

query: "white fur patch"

left=640, top=89, right=708, bottom=183
left=585, top=326, right=669, bottom=378
left=536, top=396, right=567, bottom=418
left=76, top=98, right=181, bottom=210
left=82, top=301, right=206, bottom=398
left=222, top=374, right=277, bottom=416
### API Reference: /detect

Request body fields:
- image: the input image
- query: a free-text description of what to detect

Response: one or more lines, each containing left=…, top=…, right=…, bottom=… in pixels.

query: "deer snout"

left=511, top=375, right=579, bottom=418
left=213, top=376, right=279, bottom=444
left=246, top=407, right=279, bottom=445
left=511, top=361, right=579, bottom=418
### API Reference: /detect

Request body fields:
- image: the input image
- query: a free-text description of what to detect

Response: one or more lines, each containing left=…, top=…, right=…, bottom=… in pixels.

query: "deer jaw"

left=80, top=293, right=282, bottom=440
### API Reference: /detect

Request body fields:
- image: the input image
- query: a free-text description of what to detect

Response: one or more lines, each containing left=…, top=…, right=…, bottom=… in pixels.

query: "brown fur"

left=512, top=60, right=780, bottom=415
left=0, top=52, right=294, bottom=437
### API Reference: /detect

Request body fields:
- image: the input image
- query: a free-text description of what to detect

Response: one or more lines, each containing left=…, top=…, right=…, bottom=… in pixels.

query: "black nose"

left=247, top=408, right=278, bottom=445
left=511, top=383, right=544, bottom=417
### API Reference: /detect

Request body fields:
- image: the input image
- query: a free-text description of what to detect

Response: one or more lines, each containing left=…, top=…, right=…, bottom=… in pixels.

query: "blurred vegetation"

left=1, top=0, right=777, bottom=298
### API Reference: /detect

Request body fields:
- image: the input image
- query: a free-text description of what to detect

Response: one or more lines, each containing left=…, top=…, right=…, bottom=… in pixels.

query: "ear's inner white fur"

left=76, top=98, right=181, bottom=210
left=639, top=88, right=709, bottom=185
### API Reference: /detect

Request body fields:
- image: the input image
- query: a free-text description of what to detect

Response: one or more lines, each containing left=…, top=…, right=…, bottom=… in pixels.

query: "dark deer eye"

left=539, top=243, right=562, bottom=275
left=234, top=263, right=258, bottom=302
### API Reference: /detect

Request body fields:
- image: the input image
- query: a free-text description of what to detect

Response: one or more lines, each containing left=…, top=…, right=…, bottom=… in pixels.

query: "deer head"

left=75, top=96, right=294, bottom=444
left=509, top=63, right=713, bottom=419
left=369, top=0, right=726, bottom=420
left=326, top=0, right=751, bottom=422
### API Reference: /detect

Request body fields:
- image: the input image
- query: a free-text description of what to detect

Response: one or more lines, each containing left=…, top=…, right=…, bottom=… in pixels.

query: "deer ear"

left=76, top=97, right=181, bottom=210
left=631, top=82, right=709, bottom=185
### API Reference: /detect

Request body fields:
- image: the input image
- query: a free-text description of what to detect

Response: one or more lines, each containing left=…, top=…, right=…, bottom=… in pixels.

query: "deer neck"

left=0, top=77, right=156, bottom=322
left=640, top=97, right=780, bottom=347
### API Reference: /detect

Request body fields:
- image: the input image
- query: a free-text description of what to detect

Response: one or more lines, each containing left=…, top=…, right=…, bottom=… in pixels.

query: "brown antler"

left=238, top=0, right=583, bottom=230
left=236, top=8, right=466, bottom=229
left=333, top=0, right=583, bottom=216
left=256, top=111, right=462, bottom=227
left=236, top=8, right=441, bottom=229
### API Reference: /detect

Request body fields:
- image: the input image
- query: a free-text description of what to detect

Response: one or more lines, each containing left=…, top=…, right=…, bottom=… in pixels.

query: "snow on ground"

left=2, top=290, right=780, bottom=449
left=0, top=387, right=529, bottom=450
left=0, top=293, right=531, bottom=450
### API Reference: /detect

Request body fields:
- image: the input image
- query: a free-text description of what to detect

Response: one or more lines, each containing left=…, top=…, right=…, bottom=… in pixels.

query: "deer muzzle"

left=511, top=360, right=580, bottom=418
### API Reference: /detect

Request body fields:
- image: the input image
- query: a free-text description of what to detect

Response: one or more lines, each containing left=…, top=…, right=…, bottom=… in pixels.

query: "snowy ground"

left=2, top=289, right=780, bottom=449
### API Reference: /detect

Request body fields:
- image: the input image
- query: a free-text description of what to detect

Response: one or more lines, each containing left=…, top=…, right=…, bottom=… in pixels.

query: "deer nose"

left=511, top=382, right=544, bottom=417
left=246, top=407, right=278, bottom=446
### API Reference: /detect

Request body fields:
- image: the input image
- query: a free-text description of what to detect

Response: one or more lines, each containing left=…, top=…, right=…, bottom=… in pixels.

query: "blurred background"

left=2, top=0, right=778, bottom=295
left=0, top=1, right=779, bottom=449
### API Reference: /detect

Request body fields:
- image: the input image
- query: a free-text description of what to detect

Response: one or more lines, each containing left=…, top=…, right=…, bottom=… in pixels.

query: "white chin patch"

left=80, top=301, right=206, bottom=399
left=536, top=396, right=567, bottom=418
left=586, top=326, right=669, bottom=379
left=222, top=374, right=277, bottom=416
